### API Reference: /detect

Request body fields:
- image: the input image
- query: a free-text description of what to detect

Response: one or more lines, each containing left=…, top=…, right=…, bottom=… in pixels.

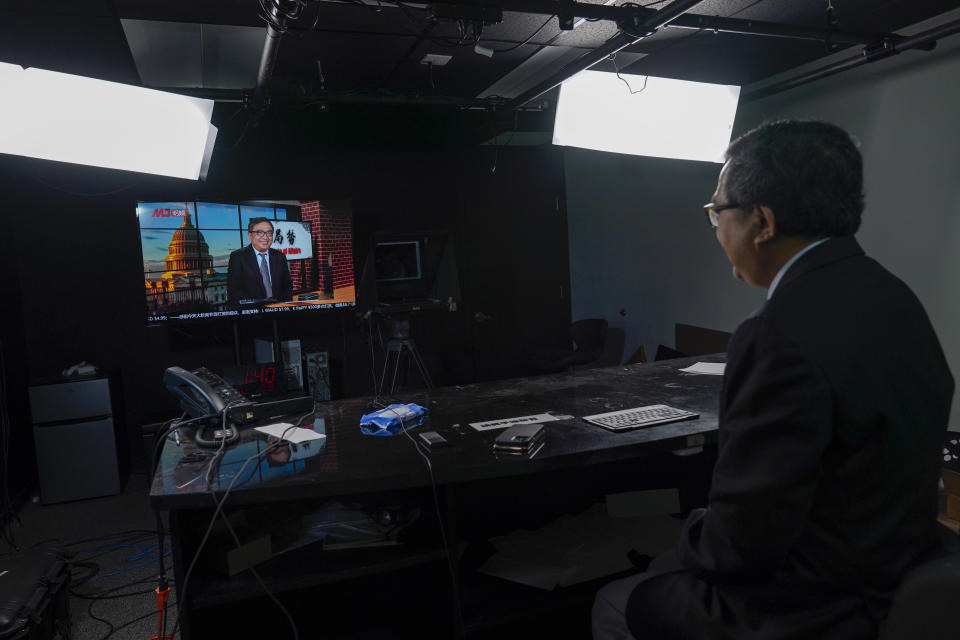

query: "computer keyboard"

left=583, top=404, right=699, bottom=431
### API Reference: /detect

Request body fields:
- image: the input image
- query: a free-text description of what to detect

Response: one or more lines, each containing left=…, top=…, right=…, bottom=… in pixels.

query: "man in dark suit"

left=593, top=121, right=954, bottom=639
left=227, top=217, right=293, bottom=304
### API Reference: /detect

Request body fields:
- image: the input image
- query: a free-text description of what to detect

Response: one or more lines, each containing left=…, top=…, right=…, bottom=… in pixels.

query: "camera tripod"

left=378, top=316, right=434, bottom=396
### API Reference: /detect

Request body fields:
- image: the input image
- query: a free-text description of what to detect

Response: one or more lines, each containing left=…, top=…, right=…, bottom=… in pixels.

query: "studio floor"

left=2, top=471, right=178, bottom=640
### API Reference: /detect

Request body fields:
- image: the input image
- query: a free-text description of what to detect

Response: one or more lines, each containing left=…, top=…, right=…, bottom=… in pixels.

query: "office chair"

left=879, top=550, right=960, bottom=640
left=530, top=318, right=608, bottom=373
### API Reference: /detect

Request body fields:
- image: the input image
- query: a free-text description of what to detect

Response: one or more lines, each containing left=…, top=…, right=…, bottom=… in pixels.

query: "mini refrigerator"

left=29, top=376, right=121, bottom=504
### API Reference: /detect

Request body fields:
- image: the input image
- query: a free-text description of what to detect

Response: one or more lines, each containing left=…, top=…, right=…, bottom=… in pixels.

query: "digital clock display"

left=221, top=363, right=286, bottom=398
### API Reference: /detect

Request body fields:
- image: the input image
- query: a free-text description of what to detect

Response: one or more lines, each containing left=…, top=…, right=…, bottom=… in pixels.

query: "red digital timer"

left=223, top=363, right=284, bottom=398
left=242, top=364, right=277, bottom=393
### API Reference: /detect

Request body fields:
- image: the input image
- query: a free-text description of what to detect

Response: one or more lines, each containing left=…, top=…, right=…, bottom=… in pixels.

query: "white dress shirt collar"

left=767, top=238, right=829, bottom=300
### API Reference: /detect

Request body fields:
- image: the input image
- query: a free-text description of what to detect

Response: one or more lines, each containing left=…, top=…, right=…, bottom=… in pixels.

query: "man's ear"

left=754, top=205, right=777, bottom=246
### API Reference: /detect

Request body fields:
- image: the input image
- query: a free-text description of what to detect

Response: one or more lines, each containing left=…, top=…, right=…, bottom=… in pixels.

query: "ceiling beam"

left=505, top=0, right=705, bottom=109
left=663, top=13, right=879, bottom=46
left=743, top=16, right=960, bottom=101
left=434, top=1, right=883, bottom=45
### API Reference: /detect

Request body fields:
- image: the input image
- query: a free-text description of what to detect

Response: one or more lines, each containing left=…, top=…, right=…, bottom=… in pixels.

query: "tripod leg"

left=406, top=342, right=434, bottom=389
left=389, top=348, right=403, bottom=395
left=378, top=347, right=393, bottom=398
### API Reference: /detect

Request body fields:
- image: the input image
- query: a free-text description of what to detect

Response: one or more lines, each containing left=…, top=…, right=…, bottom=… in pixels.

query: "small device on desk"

left=163, top=366, right=252, bottom=447
left=493, top=423, right=545, bottom=457
left=583, top=404, right=698, bottom=432
left=418, top=431, right=448, bottom=449
left=228, top=395, right=315, bottom=425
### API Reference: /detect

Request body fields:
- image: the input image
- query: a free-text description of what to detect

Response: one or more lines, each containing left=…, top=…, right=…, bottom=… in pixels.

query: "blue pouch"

left=359, top=403, right=428, bottom=436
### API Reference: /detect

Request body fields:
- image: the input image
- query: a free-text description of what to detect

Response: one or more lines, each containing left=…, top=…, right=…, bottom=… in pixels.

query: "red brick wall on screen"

left=300, top=200, right=354, bottom=293
left=287, top=203, right=312, bottom=291
left=289, top=259, right=308, bottom=291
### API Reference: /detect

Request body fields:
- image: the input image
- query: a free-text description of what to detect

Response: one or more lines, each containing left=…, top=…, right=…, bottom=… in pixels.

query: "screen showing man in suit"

left=139, top=200, right=356, bottom=322
left=227, top=217, right=293, bottom=304
left=593, top=120, right=954, bottom=640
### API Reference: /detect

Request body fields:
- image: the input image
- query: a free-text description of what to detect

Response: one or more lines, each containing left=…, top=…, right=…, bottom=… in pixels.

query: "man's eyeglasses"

left=703, top=202, right=741, bottom=228
left=249, top=230, right=273, bottom=238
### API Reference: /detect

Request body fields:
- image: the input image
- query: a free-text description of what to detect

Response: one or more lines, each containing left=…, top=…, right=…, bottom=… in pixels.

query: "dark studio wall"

left=0, top=104, right=572, bottom=475
left=0, top=220, right=32, bottom=517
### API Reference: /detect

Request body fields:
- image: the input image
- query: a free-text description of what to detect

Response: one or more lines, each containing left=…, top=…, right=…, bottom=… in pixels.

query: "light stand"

left=378, top=315, right=434, bottom=396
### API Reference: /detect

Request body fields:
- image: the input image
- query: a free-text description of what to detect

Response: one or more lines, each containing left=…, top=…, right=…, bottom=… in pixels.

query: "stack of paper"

left=679, top=362, right=726, bottom=375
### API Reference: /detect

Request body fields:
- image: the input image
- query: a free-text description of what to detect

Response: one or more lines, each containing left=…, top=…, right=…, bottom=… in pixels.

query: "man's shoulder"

left=727, top=313, right=766, bottom=357
left=773, top=236, right=872, bottom=299
left=230, top=245, right=252, bottom=257
left=770, top=246, right=904, bottom=315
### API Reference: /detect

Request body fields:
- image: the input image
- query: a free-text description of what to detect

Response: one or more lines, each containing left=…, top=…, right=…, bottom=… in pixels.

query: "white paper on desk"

left=254, top=422, right=327, bottom=444
left=469, top=413, right=560, bottom=432
left=679, top=362, right=726, bottom=375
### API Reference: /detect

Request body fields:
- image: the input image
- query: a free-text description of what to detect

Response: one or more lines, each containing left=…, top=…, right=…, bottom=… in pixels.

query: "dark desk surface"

left=150, top=356, right=724, bottom=510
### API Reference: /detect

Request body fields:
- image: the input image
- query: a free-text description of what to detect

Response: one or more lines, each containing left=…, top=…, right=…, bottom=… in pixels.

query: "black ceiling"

left=5, top=1, right=959, bottom=90
left=2, top=0, right=959, bottom=148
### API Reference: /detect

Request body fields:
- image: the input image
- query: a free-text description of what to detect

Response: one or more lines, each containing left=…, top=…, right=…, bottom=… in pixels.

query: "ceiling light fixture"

left=553, top=70, right=740, bottom=162
left=0, top=62, right=217, bottom=180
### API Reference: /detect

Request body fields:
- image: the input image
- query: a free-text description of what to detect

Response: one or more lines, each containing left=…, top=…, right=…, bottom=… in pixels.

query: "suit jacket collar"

left=745, top=236, right=863, bottom=319
left=773, top=235, right=864, bottom=298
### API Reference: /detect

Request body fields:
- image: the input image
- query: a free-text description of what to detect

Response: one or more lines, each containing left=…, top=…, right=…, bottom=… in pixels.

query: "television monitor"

left=357, top=231, right=460, bottom=313
left=375, top=241, right=422, bottom=282
left=138, top=200, right=356, bottom=322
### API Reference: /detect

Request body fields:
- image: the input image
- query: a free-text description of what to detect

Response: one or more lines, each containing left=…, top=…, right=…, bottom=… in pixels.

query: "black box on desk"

left=0, top=549, right=70, bottom=639
left=255, top=338, right=303, bottom=391
left=305, top=351, right=331, bottom=401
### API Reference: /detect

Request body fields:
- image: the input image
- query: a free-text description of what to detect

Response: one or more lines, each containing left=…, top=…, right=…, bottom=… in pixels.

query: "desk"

left=150, top=356, right=723, bottom=638
left=265, top=285, right=357, bottom=308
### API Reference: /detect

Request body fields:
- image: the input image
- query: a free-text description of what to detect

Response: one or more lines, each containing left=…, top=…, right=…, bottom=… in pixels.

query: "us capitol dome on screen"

left=144, top=212, right=228, bottom=312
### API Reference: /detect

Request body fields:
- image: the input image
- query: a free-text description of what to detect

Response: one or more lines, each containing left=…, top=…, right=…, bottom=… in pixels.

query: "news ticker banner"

left=147, top=300, right=355, bottom=322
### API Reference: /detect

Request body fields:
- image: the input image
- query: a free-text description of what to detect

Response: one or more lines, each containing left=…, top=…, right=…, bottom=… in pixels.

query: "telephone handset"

left=163, top=366, right=251, bottom=447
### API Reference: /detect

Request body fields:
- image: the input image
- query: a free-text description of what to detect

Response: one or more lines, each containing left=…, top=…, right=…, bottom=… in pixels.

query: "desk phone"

left=163, top=366, right=252, bottom=447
